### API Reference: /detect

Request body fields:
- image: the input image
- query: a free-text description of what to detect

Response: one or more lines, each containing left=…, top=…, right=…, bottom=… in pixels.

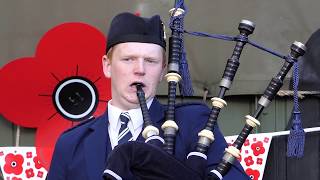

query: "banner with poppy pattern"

left=225, top=133, right=273, bottom=180
left=1, top=134, right=272, bottom=180
left=0, top=147, right=48, bottom=180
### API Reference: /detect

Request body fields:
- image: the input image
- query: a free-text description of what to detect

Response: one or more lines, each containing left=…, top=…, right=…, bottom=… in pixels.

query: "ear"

left=102, top=55, right=111, bottom=78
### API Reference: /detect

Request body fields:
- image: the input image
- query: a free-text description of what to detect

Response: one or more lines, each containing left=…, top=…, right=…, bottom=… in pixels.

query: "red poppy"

left=256, top=157, right=263, bottom=165
left=26, top=152, right=32, bottom=158
left=245, top=168, right=260, bottom=180
left=244, top=139, right=250, bottom=146
left=0, top=22, right=111, bottom=170
left=33, top=156, right=43, bottom=169
left=25, top=168, right=35, bottom=178
left=244, top=156, right=254, bottom=166
left=12, top=177, right=22, bottom=180
left=37, top=171, right=44, bottom=178
left=3, top=153, right=24, bottom=175
left=251, top=141, right=265, bottom=156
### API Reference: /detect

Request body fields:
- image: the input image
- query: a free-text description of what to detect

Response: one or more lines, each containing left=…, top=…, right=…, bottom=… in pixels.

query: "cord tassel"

left=287, top=61, right=305, bottom=158
left=179, top=49, right=194, bottom=96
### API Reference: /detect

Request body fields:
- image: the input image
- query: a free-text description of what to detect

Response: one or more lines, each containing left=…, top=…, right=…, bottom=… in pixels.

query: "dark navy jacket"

left=47, top=99, right=249, bottom=180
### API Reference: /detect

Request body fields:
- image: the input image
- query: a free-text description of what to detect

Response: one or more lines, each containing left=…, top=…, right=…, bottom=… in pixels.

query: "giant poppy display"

left=0, top=22, right=111, bottom=170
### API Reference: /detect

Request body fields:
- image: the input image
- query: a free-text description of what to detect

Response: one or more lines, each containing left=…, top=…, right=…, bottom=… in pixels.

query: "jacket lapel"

left=84, top=111, right=111, bottom=180
left=149, top=98, right=165, bottom=128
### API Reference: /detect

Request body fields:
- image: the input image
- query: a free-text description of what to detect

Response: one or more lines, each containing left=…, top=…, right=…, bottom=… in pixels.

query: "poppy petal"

left=0, top=58, right=56, bottom=127
left=35, top=22, right=106, bottom=80
left=35, top=115, right=76, bottom=170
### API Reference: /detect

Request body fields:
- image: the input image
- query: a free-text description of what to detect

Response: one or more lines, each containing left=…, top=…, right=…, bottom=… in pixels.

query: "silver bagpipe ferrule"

left=209, top=41, right=306, bottom=180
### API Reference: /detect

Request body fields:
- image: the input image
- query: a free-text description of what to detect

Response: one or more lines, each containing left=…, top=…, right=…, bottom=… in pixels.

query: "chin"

left=126, top=96, right=140, bottom=105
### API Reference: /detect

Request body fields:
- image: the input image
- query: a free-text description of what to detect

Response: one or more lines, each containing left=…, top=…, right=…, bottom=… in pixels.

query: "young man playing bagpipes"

left=47, top=12, right=249, bottom=180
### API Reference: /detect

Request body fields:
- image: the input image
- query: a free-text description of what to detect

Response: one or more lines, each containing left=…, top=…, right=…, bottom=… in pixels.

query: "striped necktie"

left=117, top=112, right=133, bottom=145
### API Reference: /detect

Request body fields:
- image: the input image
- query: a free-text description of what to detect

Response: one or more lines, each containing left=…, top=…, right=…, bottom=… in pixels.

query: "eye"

left=145, top=58, right=159, bottom=64
left=121, top=58, right=132, bottom=62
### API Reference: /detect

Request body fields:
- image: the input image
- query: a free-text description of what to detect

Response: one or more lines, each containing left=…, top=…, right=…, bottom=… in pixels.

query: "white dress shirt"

left=107, top=98, right=153, bottom=149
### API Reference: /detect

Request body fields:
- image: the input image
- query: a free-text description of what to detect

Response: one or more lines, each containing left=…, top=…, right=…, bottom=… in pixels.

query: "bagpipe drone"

left=103, top=1, right=306, bottom=179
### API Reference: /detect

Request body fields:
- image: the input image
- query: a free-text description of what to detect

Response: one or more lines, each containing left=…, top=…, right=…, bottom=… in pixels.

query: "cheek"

left=111, top=64, right=128, bottom=77
left=149, top=69, right=163, bottom=85
left=110, top=67, right=126, bottom=87
left=150, top=66, right=165, bottom=80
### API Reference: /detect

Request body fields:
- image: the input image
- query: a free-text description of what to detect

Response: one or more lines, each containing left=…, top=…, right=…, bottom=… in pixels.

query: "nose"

left=134, top=59, right=146, bottom=76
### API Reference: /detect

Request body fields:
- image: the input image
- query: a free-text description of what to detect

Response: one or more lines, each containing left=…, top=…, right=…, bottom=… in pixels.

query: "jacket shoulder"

left=62, top=116, right=96, bottom=134
left=58, top=114, right=105, bottom=142
left=174, top=101, right=211, bottom=126
left=175, top=101, right=210, bottom=112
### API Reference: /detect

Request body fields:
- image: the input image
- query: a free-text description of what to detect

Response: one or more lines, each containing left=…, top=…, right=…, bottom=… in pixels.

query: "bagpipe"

left=103, top=1, right=306, bottom=179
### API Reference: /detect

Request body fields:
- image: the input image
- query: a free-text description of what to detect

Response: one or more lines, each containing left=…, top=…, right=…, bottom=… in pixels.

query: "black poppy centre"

left=53, top=77, right=98, bottom=121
